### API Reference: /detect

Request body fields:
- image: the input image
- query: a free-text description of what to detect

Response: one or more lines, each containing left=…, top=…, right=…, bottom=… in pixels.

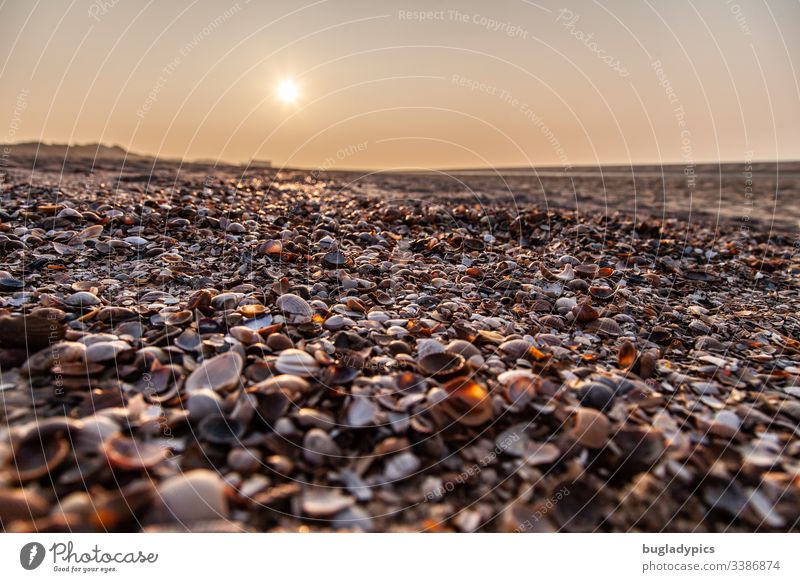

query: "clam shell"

left=346, top=396, right=378, bottom=427
left=303, top=428, right=341, bottom=465
left=275, top=348, right=319, bottom=377
left=439, top=376, right=493, bottom=426
left=103, top=434, right=167, bottom=470
left=585, top=317, right=622, bottom=336
left=12, top=431, right=70, bottom=482
left=154, top=470, right=229, bottom=523
left=276, top=293, right=313, bottom=323
left=0, top=314, right=64, bottom=350
left=569, top=408, right=611, bottom=448
left=184, top=351, right=243, bottom=393
left=417, top=351, right=465, bottom=378
left=445, top=339, right=481, bottom=360
left=65, top=291, right=101, bottom=307
left=197, top=414, right=246, bottom=445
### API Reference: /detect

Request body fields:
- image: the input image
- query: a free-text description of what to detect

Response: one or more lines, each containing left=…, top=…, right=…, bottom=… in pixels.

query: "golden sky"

left=1, top=0, right=798, bottom=168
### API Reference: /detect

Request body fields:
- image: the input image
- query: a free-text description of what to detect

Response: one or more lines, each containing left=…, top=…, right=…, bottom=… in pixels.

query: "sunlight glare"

left=276, top=79, right=299, bottom=103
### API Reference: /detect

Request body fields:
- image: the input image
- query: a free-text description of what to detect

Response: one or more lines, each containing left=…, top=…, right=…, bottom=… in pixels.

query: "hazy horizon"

left=2, top=0, right=799, bottom=169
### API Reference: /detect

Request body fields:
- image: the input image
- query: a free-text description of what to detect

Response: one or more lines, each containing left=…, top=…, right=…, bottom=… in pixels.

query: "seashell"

left=266, top=333, right=293, bottom=351
left=320, top=364, right=360, bottom=385
left=618, top=340, right=637, bottom=369
left=69, top=224, right=104, bottom=243
left=229, top=326, right=262, bottom=345
left=445, top=339, right=481, bottom=360
left=163, top=310, right=193, bottom=326
left=124, top=236, right=148, bottom=246
left=323, top=250, right=348, bottom=268
left=0, top=314, right=65, bottom=350
left=572, top=301, right=600, bottom=323
left=184, top=351, right=243, bottom=393
left=211, top=292, right=244, bottom=311
left=684, top=269, right=719, bottom=282
left=239, top=304, right=266, bottom=318
left=22, top=341, right=86, bottom=374
left=524, top=442, right=561, bottom=466
left=251, top=389, right=291, bottom=423
left=174, top=329, right=202, bottom=352
left=65, top=291, right=101, bottom=307
left=0, top=277, right=24, bottom=291
left=258, top=239, right=283, bottom=255
left=569, top=408, right=611, bottom=448
left=154, top=470, right=229, bottom=523
left=538, top=315, right=564, bottom=330
left=498, top=370, right=537, bottom=407
left=323, top=314, right=349, bottom=331
left=12, top=429, right=71, bottom=482
left=439, top=376, right=493, bottom=426
left=138, top=365, right=182, bottom=403
left=186, top=389, right=225, bottom=422
left=0, top=488, right=50, bottom=522
left=417, top=351, right=465, bottom=378
left=85, top=340, right=132, bottom=363
left=499, top=339, right=535, bottom=359
left=97, top=306, right=137, bottom=323
left=416, top=338, right=445, bottom=359
left=197, top=414, right=246, bottom=445
left=578, top=382, right=616, bottom=411
left=589, top=284, right=615, bottom=299
left=585, top=317, right=622, bottom=336
left=249, top=374, right=310, bottom=394
left=574, top=264, right=599, bottom=278
left=383, top=452, right=421, bottom=481
left=276, top=293, right=313, bottom=323
left=103, top=434, right=167, bottom=470
left=302, top=488, right=354, bottom=517
left=303, top=428, right=341, bottom=465
left=346, top=396, right=378, bottom=427
left=275, top=348, right=319, bottom=377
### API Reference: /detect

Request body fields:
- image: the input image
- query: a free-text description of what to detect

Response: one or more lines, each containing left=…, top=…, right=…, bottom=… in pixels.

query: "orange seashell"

left=439, top=376, right=493, bottom=426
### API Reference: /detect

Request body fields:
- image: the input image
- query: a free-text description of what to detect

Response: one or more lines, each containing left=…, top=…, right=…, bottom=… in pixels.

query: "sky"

left=1, top=0, right=799, bottom=169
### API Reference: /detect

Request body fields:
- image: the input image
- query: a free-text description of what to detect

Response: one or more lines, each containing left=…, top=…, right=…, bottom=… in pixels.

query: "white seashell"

left=276, top=293, right=313, bottom=323
left=275, top=348, right=319, bottom=377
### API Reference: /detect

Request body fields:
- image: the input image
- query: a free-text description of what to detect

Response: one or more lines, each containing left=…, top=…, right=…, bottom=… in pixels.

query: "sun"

left=276, top=79, right=299, bottom=103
